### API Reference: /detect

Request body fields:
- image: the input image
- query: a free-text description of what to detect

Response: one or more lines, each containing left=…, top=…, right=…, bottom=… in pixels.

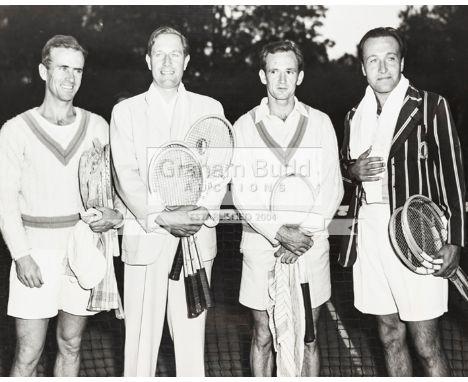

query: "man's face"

left=39, top=47, right=84, bottom=102
left=259, top=51, right=304, bottom=102
left=361, top=36, right=404, bottom=98
left=146, top=33, right=190, bottom=90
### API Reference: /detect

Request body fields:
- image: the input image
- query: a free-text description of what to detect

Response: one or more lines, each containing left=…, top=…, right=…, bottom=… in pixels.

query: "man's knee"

left=253, top=323, right=272, bottom=349
left=410, top=320, right=444, bottom=362
left=14, top=341, right=44, bottom=367
left=57, top=330, right=83, bottom=356
left=251, top=311, right=272, bottom=349
left=13, top=319, right=48, bottom=370
left=56, top=312, right=87, bottom=357
left=376, top=315, right=406, bottom=349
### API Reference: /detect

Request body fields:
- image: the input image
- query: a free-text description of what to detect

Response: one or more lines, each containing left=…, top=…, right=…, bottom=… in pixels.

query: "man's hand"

left=15, top=255, right=43, bottom=288
left=88, top=207, right=123, bottom=233
left=155, top=205, right=209, bottom=237
left=348, top=147, right=386, bottom=182
left=433, top=244, right=460, bottom=278
left=275, top=224, right=314, bottom=256
left=274, top=246, right=299, bottom=264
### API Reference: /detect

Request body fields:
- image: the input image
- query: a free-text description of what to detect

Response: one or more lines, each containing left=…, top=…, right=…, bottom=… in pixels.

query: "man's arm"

left=303, top=115, right=344, bottom=233
left=430, top=95, right=465, bottom=277
left=230, top=116, right=312, bottom=254
left=110, top=103, right=207, bottom=236
left=340, top=110, right=385, bottom=184
left=0, top=122, right=31, bottom=260
left=0, top=121, right=43, bottom=288
left=230, top=116, right=282, bottom=246
left=109, top=104, right=165, bottom=232
left=340, top=111, right=356, bottom=184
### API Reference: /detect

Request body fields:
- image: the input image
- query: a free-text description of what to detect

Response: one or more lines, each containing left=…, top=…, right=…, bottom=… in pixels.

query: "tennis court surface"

left=0, top=220, right=467, bottom=376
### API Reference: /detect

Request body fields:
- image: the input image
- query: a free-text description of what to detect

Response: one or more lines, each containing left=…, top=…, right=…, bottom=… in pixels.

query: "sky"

left=319, top=5, right=406, bottom=60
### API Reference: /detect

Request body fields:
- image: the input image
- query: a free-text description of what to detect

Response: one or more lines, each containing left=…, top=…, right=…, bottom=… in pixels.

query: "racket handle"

left=169, top=240, right=184, bottom=280
left=196, top=271, right=207, bottom=311
left=189, top=274, right=204, bottom=317
left=450, top=267, right=468, bottom=303
left=198, top=267, right=214, bottom=308
left=191, top=235, right=214, bottom=309
left=301, top=283, right=315, bottom=343
left=184, top=275, right=196, bottom=318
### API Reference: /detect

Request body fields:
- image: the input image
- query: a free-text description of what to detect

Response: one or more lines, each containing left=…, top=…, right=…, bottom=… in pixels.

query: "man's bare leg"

left=10, top=318, right=49, bottom=376
left=407, top=317, right=450, bottom=377
left=376, top=313, right=412, bottom=376
left=302, top=305, right=322, bottom=376
left=54, top=310, right=88, bottom=377
left=250, top=309, right=274, bottom=376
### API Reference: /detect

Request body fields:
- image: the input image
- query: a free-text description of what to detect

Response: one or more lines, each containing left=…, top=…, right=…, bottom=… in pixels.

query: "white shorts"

left=239, top=231, right=331, bottom=310
left=354, top=203, right=448, bottom=321
left=8, top=247, right=97, bottom=319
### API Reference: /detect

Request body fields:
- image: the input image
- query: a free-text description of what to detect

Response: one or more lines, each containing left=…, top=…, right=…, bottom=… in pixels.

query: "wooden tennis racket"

left=401, top=195, right=468, bottom=302
left=169, top=115, right=235, bottom=308
left=148, top=142, right=204, bottom=317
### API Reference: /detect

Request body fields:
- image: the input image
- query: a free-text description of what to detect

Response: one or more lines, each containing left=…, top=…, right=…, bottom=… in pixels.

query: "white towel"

left=350, top=75, right=409, bottom=203
left=267, top=254, right=305, bottom=377
left=67, top=219, right=106, bottom=290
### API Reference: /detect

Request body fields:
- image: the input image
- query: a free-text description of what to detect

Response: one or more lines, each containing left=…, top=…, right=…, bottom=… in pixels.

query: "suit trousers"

left=123, top=245, right=214, bottom=377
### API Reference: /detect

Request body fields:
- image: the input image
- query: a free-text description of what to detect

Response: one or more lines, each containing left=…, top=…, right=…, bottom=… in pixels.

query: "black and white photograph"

left=0, top=2, right=467, bottom=378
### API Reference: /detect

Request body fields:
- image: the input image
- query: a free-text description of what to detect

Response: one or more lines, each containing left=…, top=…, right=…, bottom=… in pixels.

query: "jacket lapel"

left=388, top=85, right=423, bottom=158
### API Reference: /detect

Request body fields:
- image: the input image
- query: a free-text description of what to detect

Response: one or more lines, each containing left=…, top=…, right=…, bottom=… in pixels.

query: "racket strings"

left=405, top=200, right=445, bottom=258
left=149, top=148, right=203, bottom=206
left=269, top=175, right=317, bottom=229
left=270, top=177, right=315, bottom=211
left=391, top=208, right=421, bottom=269
left=185, top=117, right=234, bottom=174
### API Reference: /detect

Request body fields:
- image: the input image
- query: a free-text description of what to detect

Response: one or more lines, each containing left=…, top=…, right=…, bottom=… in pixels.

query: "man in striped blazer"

left=339, top=27, right=465, bottom=376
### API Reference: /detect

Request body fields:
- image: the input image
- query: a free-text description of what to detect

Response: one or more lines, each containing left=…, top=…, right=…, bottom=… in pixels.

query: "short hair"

left=358, top=27, right=406, bottom=63
left=41, top=35, right=87, bottom=67
left=259, top=40, right=304, bottom=72
left=147, top=26, right=189, bottom=56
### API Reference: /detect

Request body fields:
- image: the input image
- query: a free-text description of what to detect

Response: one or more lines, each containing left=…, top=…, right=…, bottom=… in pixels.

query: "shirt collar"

left=146, top=82, right=186, bottom=105
left=254, top=96, right=308, bottom=124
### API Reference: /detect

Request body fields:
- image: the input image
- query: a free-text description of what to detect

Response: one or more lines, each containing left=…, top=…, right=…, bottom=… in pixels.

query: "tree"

left=209, top=5, right=332, bottom=70
left=398, top=5, right=468, bottom=174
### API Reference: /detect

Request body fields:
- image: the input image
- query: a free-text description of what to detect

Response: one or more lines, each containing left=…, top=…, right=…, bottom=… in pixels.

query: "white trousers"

left=123, top=249, right=213, bottom=377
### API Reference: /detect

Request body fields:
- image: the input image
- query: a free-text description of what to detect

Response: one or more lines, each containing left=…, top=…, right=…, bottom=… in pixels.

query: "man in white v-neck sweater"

left=231, top=40, right=343, bottom=376
left=0, top=35, right=123, bottom=377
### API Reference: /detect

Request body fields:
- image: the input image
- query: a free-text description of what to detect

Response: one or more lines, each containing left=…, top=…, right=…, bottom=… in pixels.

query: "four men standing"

left=0, top=24, right=465, bottom=378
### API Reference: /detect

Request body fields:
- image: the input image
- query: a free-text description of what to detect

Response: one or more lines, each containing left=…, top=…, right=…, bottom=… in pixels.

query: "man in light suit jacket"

left=110, top=26, right=226, bottom=377
left=339, top=27, right=465, bottom=377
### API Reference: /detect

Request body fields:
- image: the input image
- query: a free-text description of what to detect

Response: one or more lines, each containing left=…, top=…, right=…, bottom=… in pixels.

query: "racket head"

left=79, top=140, right=107, bottom=209
left=147, top=142, right=203, bottom=207
left=389, top=207, right=425, bottom=273
left=184, top=115, right=235, bottom=177
left=269, top=174, right=317, bottom=228
left=401, top=195, right=447, bottom=261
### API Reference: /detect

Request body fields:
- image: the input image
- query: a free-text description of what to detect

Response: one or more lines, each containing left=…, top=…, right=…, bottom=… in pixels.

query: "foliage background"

left=0, top=5, right=467, bottom=176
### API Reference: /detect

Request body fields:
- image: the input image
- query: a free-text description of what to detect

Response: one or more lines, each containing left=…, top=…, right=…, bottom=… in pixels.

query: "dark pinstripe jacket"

left=339, top=84, right=465, bottom=267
